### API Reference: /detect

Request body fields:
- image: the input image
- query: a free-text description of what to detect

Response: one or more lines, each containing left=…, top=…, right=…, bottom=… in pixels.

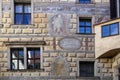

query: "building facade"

left=0, top=0, right=116, bottom=80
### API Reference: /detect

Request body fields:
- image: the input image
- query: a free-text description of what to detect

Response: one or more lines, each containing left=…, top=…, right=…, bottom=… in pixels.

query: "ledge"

left=4, top=41, right=46, bottom=46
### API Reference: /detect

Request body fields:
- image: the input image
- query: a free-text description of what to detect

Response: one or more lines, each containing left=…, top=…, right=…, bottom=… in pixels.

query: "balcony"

left=95, top=18, right=120, bottom=58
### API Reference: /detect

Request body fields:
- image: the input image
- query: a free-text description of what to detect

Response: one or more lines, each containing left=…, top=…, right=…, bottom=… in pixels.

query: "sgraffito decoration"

left=51, top=55, right=69, bottom=77
left=48, top=14, right=69, bottom=36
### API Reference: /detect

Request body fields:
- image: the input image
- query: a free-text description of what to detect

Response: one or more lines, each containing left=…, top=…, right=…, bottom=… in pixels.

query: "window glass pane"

left=28, top=50, right=34, bottom=59
left=35, top=59, right=40, bottom=69
left=27, top=48, right=40, bottom=69
left=102, top=25, right=110, bottom=37
left=19, top=50, right=24, bottom=58
left=15, top=5, right=23, bottom=13
left=86, top=27, right=91, bottom=33
left=12, top=60, right=18, bottom=69
left=19, top=59, right=25, bottom=69
left=27, top=59, right=34, bottom=69
left=80, top=27, right=85, bottom=33
left=79, top=22, right=85, bottom=26
left=12, top=50, right=18, bottom=59
left=23, top=14, right=31, bottom=24
left=15, top=14, right=23, bottom=24
left=86, top=21, right=91, bottom=26
left=79, top=0, right=91, bottom=3
left=110, top=23, right=119, bottom=35
left=35, top=50, right=40, bottom=58
left=24, top=5, right=31, bottom=13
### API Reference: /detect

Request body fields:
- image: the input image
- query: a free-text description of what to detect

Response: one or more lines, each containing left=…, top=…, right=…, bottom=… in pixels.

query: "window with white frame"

left=14, top=1, right=31, bottom=24
left=10, top=47, right=41, bottom=70
left=79, top=18, right=92, bottom=34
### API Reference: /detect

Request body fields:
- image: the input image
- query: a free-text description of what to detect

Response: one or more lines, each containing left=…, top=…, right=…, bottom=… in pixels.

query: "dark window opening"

left=110, top=0, right=117, bottom=19
left=79, top=61, right=94, bottom=77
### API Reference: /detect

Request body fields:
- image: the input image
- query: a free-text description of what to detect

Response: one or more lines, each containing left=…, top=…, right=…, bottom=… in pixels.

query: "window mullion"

left=24, top=47, right=27, bottom=69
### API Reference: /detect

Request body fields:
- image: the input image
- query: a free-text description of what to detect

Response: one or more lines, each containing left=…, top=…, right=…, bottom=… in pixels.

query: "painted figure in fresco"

left=52, top=15, right=63, bottom=33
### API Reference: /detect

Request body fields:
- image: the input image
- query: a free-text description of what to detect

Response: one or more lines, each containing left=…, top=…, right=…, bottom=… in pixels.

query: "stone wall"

left=0, top=0, right=110, bottom=79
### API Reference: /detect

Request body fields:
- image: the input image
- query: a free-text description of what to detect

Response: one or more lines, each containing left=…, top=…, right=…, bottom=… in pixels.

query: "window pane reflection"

left=24, top=5, right=31, bottom=13
left=27, top=48, right=40, bottom=69
left=11, top=48, right=25, bottom=70
left=15, top=5, right=23, bottom=13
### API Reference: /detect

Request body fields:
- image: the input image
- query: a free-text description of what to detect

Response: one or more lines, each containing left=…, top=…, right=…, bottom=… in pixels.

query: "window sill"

left=11, top=24, right=35, bottom=28
left=7, top=69, right=44, bottom=72
left=76, top=33, right=96, bottom=35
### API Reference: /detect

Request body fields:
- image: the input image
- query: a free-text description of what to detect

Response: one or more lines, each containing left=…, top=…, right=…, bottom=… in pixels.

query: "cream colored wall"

left=95, top=19, right=120, bottom=58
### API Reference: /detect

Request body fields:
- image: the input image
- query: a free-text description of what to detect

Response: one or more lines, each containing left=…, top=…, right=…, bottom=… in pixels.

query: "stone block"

left=104, top=63, right=112, bottom=68
left=102, top=68, right=108, bottom=73
left=50, top=53, right=58, bottom=57
left=15, top=29, right=22, bottom=34
left=86, top=53, right=95, bottom=58
left=0, top=54, right=3, bottom=58
left=72, top=14, right=77, bottom=18
left=0, top=38, right=9, bottom=41
left=38, top=13, right=46, bottom=18
left=42, top=29, right=48, bottom=33
left=44, top=58, right=53, bottom=62
left=4, top=24, right=11, bottom=28
left=70, top=19, right=77, bottom=23
left=1, top=29, right=7, bottom=34
left=38, top=23, right=46, bottom=28
left=67, top=57, right=72, bottom=62
left=3, top=13, right=10, bottom=18
left=42, top=18, right=48, bottom=23
left=72, top=67, right=77, bottom=72
left=70, top=72, right=76, bottom=76
left=34, top=14, right=38, bottom=18
left=34, top=18, right=42, bottom=23
left=70, top=62, right=76, bottom=67
left=34, top=29, right=42, bottom=34
left=2, top=18, right=7, bottom=23
left=68, top=53, right=76, bottom=57
left=43, top=62, right=50, bottom=67
left=43, top=53, right=50, bottom=57
left=44, top=37, right=53, bottom=41
left=100, top=59, right=108, bottom=63
left=30, top=73, right=40, bottom=76
left=21, top=38, right=31, bottom=41
left=72, top=58, right=77, bottom=62
left=7, top=29, right=14, bottom=34
left=32, top=37, right=43, bottom=41
left=23, top=29, right=33, bottom=34
left=45, top=67, right=51, bottom=72
left=7, top=18, right=12, bottom=23
left=9, top=38, right=20, bottom=42
left=40, top=72, right=49, bottom=76
left=77, top=53, right=85, bottom=58
left=22, top=73, right=31, bottom=76
left=44, top=46, right=53, bottom=51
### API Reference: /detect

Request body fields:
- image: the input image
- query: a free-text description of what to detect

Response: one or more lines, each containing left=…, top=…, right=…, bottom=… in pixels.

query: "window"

left=102, top=22, right=119, bottom=37
left=110, top=0, right=117, bottom=19
left=10, top=47, right=40, bottom=70
left=79, top=0, right=91, bottom=4
left=79, top=19, right=92, bottom=34
left=14, top=3, right=31, bottom=24
left=79, top=61, right=94, bottom=77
